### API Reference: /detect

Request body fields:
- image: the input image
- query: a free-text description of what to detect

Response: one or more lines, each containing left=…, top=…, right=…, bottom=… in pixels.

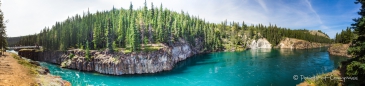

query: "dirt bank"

left=0, top=52, right=36, bottom=85
left=0, top=52, right=70, bottom=86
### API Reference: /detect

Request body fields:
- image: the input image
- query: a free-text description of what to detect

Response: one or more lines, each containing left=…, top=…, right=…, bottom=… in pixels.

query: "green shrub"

left=68, top=53, right=75, bottom=59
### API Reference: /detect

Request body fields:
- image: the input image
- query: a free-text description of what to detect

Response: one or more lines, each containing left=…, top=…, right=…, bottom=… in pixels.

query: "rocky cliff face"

left=247, top=38, right=272, bottom=49
left=276, top=38, right=328, bottom=49
left=24, top=43, right=198, bottom=75
left=327, top=43, right=351, bottom=58
left=38, top=51, right=65, bottom=64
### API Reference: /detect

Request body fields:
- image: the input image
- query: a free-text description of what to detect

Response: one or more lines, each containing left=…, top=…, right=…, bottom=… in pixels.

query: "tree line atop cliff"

left=334, top=27, right=355, bottom=44
left=8, top=1, right=331, bottom=52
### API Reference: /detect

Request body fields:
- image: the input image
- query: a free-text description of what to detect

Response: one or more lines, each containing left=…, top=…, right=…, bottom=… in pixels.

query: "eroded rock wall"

left=25, top=44, right=197, bottom=75
left=38, top=51, right=66, bottom=64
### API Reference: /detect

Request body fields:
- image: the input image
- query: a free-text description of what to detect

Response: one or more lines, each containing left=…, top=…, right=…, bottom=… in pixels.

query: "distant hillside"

left=7, top=36, right=22, bottom=47
left=309, top=30, right=329, bottom=38
left=7, top=35, right=38, bottom=47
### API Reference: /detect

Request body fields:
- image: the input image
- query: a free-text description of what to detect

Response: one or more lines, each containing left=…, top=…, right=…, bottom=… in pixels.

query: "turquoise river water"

left=37, top=48, right=347, bottom=86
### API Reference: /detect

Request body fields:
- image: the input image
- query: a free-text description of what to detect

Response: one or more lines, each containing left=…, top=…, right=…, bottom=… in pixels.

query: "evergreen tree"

left=129, top=12, right=140, bottom=52
left=117, top=9, right=126, bottom=48
left=0, top=1, right=7, bottom=55
left=334, top=27, right=354, bottom=44
left=93, top=22, right=101, bottom=49
left=106, top=19, right=114, bottom=52
left=346, top=0, right=365, bottom=84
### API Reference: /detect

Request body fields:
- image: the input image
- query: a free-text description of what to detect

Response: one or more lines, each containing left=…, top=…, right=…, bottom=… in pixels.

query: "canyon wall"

left=21, top=44, right=199, bottom=75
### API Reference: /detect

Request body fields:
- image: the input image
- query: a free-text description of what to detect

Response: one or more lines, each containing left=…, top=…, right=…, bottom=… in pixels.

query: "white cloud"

left=305, top=0, right=323, bottom=24
left=256, top=0, right=269, bottom=12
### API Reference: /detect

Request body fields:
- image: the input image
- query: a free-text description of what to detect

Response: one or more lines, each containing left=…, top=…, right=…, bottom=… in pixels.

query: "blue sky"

left=2, top=0, right=361, bottom=38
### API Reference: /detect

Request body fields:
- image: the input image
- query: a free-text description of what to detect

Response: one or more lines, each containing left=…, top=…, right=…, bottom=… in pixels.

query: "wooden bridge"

left=7, top=46, right=42, bottom=51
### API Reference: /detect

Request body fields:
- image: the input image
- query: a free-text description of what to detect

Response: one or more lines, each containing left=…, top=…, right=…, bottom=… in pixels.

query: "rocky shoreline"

left=7, top=52, right=70, bottom=86
left=33, top=62, right=71, bottom=86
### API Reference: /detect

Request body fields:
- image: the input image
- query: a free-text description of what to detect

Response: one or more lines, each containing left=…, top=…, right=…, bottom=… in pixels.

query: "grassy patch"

left=123, top=49, right=132, bottom=54
left=142, top=45, right=163, bottom=52
left=115, top=44, right=164, bottom=54
left=114, top=47, right=132, bottom=54
left=304, top=70, right=341, bottom=86
left=332, top=43, right=343, bottom=47
left=11, top=53, right=39, bottom=75
left=223, top=44, right=245, bottom=51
